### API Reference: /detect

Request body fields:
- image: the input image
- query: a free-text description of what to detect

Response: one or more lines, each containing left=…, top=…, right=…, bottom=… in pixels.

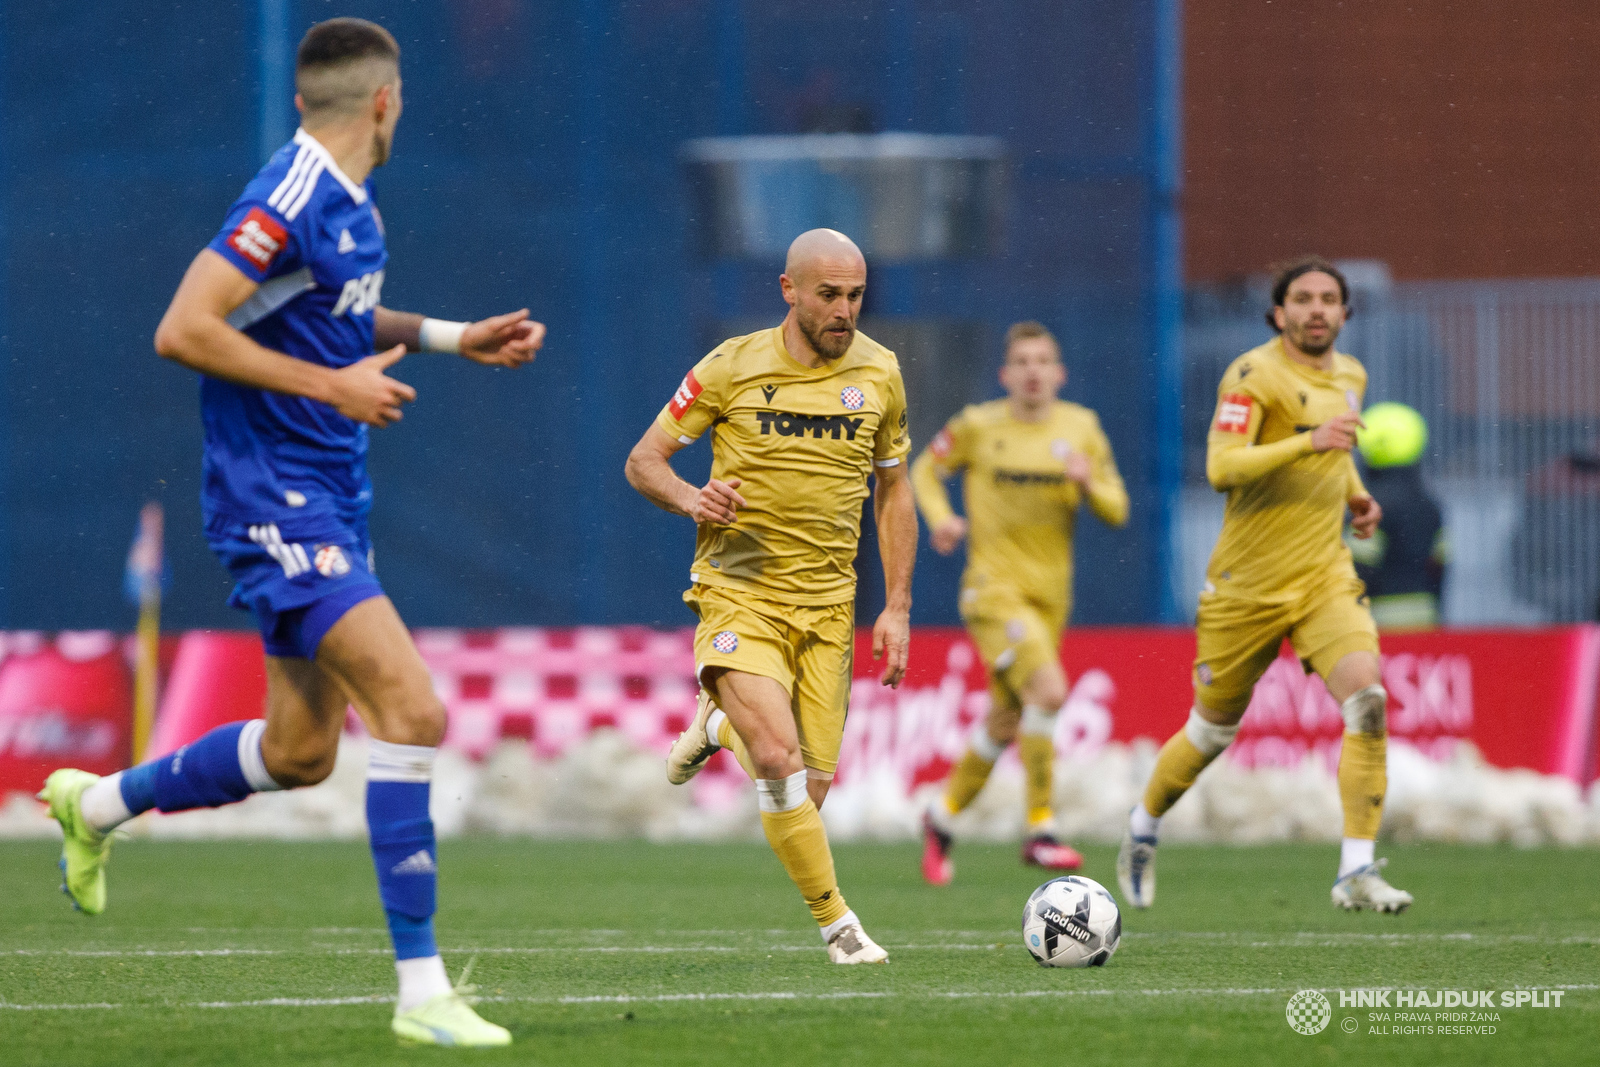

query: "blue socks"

left=366, top=740, right=440, bottom=961
left=118, top=719, right=280, bottom=815
left=110, top=724, right=440, bottom=967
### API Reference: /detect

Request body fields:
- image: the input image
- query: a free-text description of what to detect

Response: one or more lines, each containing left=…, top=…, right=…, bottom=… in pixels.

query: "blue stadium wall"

left=0, top=0, right=1180, bottom=631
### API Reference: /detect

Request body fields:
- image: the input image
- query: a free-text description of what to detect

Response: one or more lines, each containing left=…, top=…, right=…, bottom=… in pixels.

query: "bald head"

left=780, top=229, right=867, bottom=364
left=784, top=228, right=865, bottom=281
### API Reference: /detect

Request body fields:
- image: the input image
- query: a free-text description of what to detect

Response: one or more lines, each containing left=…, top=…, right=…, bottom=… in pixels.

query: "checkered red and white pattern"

left=417, top=626, right=702, bottom=761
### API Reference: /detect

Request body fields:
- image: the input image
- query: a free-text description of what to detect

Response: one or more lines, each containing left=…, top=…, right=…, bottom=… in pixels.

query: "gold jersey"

left=1205, top=336, right=1369, bottom=602
left=911, top=399, right=1128, bottom=617
left=656, top=326, right=910, bottom=606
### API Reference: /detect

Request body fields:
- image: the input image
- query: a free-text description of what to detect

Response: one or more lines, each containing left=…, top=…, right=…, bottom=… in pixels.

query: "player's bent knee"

left=372, top=695, right=448, bottom=748
left=748, top=739, right=801, bottom=780
left=1184, top=707, right=1241, bottom=757
left=261, top=739, right=338, bottom=789
left=1340, top=684, right=1387, bottom=736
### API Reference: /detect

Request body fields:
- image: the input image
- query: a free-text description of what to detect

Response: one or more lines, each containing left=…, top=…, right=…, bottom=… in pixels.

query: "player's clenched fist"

left=930, top=516, right=968, bottom=556
left=328, top=345, right=416, bottom=427
left=461, top=308, right=545, bottom=368
left=1347, top=492, right=1382, bottom=540
left=1310, top=410, right=1363, bottom=452
left=689, top=478, right=746, bottom=525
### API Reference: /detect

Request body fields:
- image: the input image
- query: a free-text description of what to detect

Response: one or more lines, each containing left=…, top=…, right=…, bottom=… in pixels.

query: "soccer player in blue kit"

left=37, top=19, right=541, bottom=1047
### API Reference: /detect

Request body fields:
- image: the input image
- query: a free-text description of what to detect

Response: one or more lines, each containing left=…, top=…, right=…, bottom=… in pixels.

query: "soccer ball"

left=1022, top=875, right=1121, bottom=967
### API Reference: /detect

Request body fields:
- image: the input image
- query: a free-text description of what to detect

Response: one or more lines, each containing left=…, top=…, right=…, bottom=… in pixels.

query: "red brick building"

left=1184, top=1, right=1600, bottom=281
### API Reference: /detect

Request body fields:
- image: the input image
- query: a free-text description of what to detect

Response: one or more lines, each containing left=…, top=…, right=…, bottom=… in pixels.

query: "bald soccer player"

left=912, top=321, right=1127, bottom=885
left=626, top=229, right=917, bottom=963
left=1117, top=257, right=1412, bottom=914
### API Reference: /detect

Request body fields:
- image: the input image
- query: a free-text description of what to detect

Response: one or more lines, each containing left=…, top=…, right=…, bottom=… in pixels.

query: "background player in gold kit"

left=625, top=228, right=917, bottom=963
left=1117, top=258, right=1412, bottom=913
left=911, top=322, right=1127, bottom=885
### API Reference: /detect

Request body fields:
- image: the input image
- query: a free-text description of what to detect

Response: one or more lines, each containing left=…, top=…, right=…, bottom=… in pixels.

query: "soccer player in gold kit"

left=1117, top=258, right=1412, bottom=913
left=911, top=322, right=1128, bottom=885
left=625, top=228, right=916, bottom=963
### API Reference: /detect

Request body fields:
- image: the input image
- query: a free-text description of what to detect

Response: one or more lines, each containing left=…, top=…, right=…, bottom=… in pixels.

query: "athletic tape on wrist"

left=418, top=318, right=467, bottom=354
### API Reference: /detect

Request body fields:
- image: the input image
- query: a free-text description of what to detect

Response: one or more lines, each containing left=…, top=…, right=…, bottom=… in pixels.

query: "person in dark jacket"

left=1348, top=403, right=1448, bottom=629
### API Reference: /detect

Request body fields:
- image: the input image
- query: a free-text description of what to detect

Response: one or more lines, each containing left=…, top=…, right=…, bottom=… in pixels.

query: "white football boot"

left=827, top=921, right=889, bottom=964
left=666, top=689, right=719, bottom=785
left=1116, top=827, right=1157, bottom=909
left=1331, top=857, right=1413, bottom=913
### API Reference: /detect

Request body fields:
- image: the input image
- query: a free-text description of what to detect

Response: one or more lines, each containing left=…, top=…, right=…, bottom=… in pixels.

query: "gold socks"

left=758, top=775, right=849, bottom=928
left=1338, top=730, right=1387, bottom=840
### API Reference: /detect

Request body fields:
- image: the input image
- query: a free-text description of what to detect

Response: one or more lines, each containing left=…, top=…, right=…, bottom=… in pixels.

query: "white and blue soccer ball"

left=1022, top=875, right=1121, bottom=968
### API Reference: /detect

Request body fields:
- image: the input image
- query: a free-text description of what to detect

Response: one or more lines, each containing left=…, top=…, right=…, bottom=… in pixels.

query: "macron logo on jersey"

left=668, top=370, right=704, bottom=420
left=229, top=207, right=288, bottom=272
left=1215, top=393, right=1254, bottom=434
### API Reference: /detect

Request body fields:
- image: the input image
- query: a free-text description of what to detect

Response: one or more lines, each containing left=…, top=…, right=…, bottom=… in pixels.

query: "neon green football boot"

left=392, top=993, right=512, bottom=1047
left=38, top=769, right=113, bottom=915
left=392, top=958, right=511, bottom=1047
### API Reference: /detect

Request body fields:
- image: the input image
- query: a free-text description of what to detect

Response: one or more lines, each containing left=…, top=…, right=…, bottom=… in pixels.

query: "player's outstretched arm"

left=871, top=461, right=917, bottom=688
left=624, top=424, right=746, bottom=524
left=373, top=307, right=545, bottom=367
left=909, top=449, right=966, bottom=555
left=155, top=250, right=417, bottom=427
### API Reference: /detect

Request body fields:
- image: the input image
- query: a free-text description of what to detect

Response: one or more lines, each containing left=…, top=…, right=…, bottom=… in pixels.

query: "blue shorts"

left=206, top=514, right=385, bottom=659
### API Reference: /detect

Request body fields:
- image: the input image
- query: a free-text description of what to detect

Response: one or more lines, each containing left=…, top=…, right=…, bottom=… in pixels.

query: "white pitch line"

left=10, top=933, right=1598, bottom=959
left=3, top=943, right=1014, bottom=959
left=7, top=983, right=1596, bottom=1014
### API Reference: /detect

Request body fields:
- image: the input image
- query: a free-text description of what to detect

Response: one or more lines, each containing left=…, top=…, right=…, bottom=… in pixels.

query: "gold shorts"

left=684, top=583, right=855, bottom=777
left=1193, top=572, right=1379, bottom=718
left=959, top=582, right=1066, bottom=710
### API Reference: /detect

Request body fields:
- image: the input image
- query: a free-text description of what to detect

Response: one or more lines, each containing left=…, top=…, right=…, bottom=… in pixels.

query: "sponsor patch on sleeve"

left=929, top=427, right=954, bottom=459
left=667, top=370, right=704, bottom=421
left=227, top=206, right=289, bottom=272
left=1214, top=393, right=1254, bottom=434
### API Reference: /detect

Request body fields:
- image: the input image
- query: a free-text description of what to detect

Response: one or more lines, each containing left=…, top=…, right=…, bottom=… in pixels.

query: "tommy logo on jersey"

left=1215, top=393, right=1253, bottom=434
left=228, top=207, right=288, bottom=271
left=669, top=370, right=704, bottom=420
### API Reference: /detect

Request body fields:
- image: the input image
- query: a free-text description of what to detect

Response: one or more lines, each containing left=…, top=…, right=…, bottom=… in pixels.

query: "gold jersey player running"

left=1117, top=257, right=1412, bottom=913
left=625, top=228, right=917, bottom=963
left=911, top=322, right=1127, bottom=884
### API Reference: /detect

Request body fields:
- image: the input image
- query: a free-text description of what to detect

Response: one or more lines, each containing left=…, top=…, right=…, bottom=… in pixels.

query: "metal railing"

left=1179, top=277, right=1600, bottom=624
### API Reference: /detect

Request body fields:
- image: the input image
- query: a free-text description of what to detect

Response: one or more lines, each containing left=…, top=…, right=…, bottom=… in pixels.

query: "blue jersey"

left=203, top=128, right=388, bottom=532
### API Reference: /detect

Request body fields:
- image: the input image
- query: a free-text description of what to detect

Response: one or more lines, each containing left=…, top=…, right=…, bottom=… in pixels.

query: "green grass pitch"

left=2, top=839, right=1596, bottom=1065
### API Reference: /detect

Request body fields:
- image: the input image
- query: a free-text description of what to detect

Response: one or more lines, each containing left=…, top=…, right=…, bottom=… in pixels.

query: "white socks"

left=705, top=708, right=728, bottom=750
left=80, top=773, right=133, bottom=834
left=1129, top=804, right=1160, bottom=840
left=820, top=909, right=860, bottom=943
left=396, top=954, right=452, bottom=1012
left=1339, top=837, right=1376, bottom=878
